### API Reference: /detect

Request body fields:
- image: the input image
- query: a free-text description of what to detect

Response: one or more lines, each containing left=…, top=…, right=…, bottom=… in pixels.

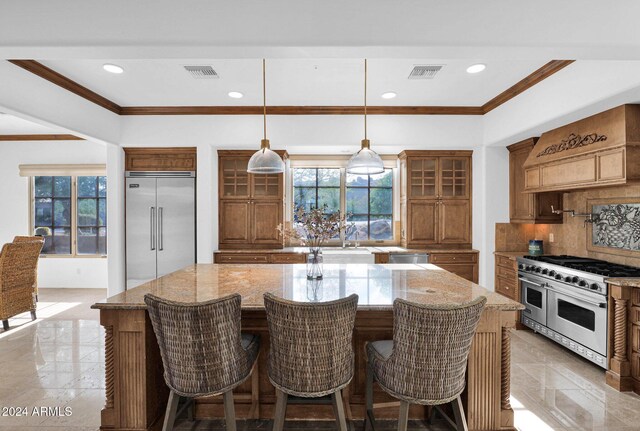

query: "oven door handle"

left=550, top=288, right=607, bottom=308
left=518, top=278, right=547, bottom=288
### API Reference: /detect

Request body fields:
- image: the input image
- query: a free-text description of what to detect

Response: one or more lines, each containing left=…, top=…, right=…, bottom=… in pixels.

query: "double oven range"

left=518, top=255, right=640, bottom=368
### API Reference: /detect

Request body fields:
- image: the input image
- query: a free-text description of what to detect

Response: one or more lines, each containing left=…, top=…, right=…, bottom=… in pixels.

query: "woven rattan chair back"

left=0, top=241, right=42, bottom=293
left=264, top=292, right=358, bottom=397
left=144, top=293, right=256, bottom=398
left=12, top=236, right=44, bottom=243
left=375, top=296, right=486, bottom=405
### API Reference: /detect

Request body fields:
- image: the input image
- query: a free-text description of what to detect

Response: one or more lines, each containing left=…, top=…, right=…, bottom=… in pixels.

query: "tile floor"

left=1, top=288, right=640, bottom=430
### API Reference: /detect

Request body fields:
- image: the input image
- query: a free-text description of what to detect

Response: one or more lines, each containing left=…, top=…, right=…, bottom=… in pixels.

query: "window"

left=293, top=168, right=341, bottom=213
left=346, top=170, right=393, bottom=240
left=291, top=167, right=394, bottom=242
left=32, top=175, right=107, bottom=256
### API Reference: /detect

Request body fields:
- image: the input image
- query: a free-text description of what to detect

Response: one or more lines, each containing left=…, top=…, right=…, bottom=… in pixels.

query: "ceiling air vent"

left=183, top=65, right=219, bottom=79
left=408, top=65, right=443, bottom=79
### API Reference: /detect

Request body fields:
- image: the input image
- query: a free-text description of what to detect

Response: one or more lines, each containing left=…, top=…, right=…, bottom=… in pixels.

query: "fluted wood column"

left=500, top=327, right=512, bottom=411
left=606, top=283, right=633, bottom=392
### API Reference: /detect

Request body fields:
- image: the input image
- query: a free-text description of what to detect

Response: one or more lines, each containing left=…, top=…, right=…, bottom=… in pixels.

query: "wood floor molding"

left=0, top=134, right=84, bottom=141
left=8, top=59, right=575, bottom=117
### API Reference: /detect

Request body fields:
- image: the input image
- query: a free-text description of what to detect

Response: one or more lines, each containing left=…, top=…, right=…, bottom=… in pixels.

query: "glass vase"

left=306, top=279, right=323, bottom=302
left=306, top=247, right=323, bottom=280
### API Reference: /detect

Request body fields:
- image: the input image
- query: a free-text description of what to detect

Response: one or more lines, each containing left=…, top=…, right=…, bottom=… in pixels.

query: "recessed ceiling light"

left=381, top=92, right=397, bottom=99
left=103, top=63, right=124, bottom=74
left=228, top=91, right=244, bottom=99
left=466, top=63, right=486, bottom=74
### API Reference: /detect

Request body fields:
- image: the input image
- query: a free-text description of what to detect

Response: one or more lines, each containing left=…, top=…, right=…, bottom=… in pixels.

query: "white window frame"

left=21, top=164, right=107, bottom=258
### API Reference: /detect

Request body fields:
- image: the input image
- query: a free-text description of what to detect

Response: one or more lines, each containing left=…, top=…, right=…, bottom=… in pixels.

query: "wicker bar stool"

left=0, top=241, right=43, bottom=331
left=263, top=292, right=359, bottom=431
left=365, top=296, right=486, bottom=431
left=144, top=293, right=260, bottom=431
left=13, top=236, right=44, bottom=302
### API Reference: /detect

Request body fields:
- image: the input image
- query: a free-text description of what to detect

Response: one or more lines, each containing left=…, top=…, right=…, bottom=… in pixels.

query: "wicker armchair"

left=365, top=296, right=487, bottom=431
left=0, top=241, right=43, bottom=331
left=263, top=292, right=359, bottom=431
left=144, top=293, right=260, bottom=431
left=13, top=236, right=44, bottom=301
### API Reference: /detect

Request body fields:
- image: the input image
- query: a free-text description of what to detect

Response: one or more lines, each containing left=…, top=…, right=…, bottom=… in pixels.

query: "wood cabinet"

left=494, top=254, right=518, bottom=300
left=218, top=150, right=288, bottom=249
left=508, top=138, right=563, bottom=224
left=214, top=251, right=306, bottom=264
left=522, top=105, right=640, bottom=193
left=124, top=147, right=197, bottom=172
left=429, top=251, right=478, bottom=283
left=399, top=151, right=472, bottom=248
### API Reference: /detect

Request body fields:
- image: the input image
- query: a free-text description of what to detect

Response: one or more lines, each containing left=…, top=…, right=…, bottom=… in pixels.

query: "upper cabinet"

left=399, top=150, right=472, bottom=249
left=124, top=147, right=197, bottom=172
left=508, top=139, right=563, bottom=224
left=522, top=105, right=640, bottom=193
left=218, top=150, right=287, bottom=249
left=220, top=154, right=283, bottom=199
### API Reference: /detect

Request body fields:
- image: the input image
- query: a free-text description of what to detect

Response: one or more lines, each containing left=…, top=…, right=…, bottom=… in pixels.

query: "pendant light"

left=346, top=59, right=384, bottom=175
left=247, top=59, right=285, bottom=174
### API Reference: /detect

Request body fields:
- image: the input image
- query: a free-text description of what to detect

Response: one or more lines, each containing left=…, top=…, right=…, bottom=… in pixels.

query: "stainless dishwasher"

left=388, top=253, right=429, bottom=264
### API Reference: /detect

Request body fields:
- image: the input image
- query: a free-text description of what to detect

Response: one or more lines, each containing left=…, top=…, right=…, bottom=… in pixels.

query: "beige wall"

left=496, top=184, right=640, bottom=267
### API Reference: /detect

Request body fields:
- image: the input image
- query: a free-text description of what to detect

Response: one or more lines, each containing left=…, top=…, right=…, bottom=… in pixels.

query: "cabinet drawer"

left=430, top=253, right=477, bottom=264
left=435, top=263, right=476, bottom=283
left=216, top=254, right=269, bottom=264
left=496, top=255, right=516, bottom=269
left=496, top=264, right=516, bottom=279
left=495, top=276, right=517, bottom=300
left=270, top=253, right=306, bottom=264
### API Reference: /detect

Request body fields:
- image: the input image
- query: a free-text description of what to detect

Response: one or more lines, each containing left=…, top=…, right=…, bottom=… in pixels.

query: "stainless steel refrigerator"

left=125, top=172, right=196, bottom=289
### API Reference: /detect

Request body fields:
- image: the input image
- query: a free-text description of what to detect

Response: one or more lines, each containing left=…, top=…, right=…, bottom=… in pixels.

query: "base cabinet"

left=429, top=251, right=478, bottom=283
left=494, top=255, right=518, bottom=301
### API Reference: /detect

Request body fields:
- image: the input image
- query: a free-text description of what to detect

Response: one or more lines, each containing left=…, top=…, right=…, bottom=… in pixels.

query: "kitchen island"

left=93, top=263, right=522, bottom=431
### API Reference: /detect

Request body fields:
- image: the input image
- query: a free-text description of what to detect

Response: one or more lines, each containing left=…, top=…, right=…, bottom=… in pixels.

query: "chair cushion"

left=241, top=332, right=259, bottom=350
left=368, top=340, right=393, bottom=360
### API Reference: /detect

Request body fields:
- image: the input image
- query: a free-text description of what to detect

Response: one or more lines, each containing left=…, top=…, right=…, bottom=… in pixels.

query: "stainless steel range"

left=517, top=255, right=640, bottom=368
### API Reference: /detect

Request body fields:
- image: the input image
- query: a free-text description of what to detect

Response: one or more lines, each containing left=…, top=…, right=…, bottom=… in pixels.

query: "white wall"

left=0, top=140, right=108, bottom=288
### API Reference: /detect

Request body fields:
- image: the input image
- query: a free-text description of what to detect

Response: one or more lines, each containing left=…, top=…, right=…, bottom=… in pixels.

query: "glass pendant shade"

left=346, top=139, right=384, bottom=174
left=247, top=139, right=285, bottom=174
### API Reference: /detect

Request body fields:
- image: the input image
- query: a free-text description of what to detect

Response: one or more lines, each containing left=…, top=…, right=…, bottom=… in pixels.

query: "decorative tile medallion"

left=592, top=203, right=640, bottom=251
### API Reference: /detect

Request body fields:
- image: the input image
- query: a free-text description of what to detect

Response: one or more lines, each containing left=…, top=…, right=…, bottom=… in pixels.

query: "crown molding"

left=8, top=59, right=574, bottom=117
left=0, top=134, right=83, bottom=141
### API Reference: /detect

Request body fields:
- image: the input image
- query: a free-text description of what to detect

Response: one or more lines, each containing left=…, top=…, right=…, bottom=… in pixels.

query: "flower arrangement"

left=277, top=206, right=351, bottom=249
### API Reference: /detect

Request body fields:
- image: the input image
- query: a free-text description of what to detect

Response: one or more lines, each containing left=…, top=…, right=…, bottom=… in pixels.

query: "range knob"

left=525, top=265, right=532, bottom=271
left=541, top=268, right=549, bottom=275
left=590, top=283, right=600, bottom=291
left=578, top=280, right=588, bottom=287
left=534, top=267, right=542, bottom=273
left=564, top=276, right=573, bottom=283
left=518, top=264, right=525, bottom=270
left=555, top=274, right=563, bottom=280
left=549, top=270, right=556, bottom=276
left=571, top=276, right=579, bottom=283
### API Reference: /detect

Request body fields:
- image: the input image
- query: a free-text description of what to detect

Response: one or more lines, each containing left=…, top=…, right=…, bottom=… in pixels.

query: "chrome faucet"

left=342, top=239, right=351, bottom=249
left=354, top=231, right=360, bottom=248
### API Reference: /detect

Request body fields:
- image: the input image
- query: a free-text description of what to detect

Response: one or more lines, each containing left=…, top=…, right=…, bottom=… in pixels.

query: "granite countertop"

left=93, top=263, right=523, bottom=311
left=215, top=247, right=479, bottom=254
left=606, top=278, right=640, bottom=288
left=494, top=251, right=528, bottom=260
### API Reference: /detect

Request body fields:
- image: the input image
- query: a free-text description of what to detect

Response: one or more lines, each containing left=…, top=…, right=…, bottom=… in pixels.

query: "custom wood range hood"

left=523, top=104, right=640, bottom=192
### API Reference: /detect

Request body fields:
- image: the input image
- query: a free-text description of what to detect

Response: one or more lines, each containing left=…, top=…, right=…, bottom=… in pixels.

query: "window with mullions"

left=346, top=170, right=393, bottom=240
left=34, top=176, right=72, bottom=254
left=292, top=168, right=341, bottom=213
left=33, top=175, right=107, bottom=256
left=77, top=176, right=107, bottom=255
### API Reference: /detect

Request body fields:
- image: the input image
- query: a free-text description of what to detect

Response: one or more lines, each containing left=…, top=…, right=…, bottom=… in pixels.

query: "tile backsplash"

left=496, top=184, right=640, bottom=268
